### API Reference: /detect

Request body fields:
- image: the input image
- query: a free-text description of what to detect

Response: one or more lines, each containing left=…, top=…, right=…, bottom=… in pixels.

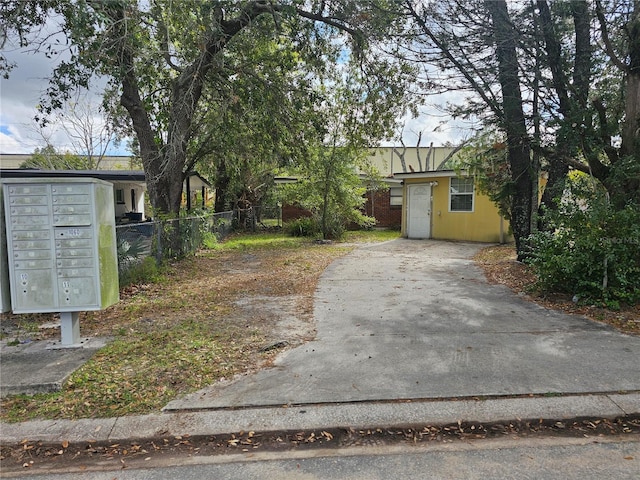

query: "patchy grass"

left=0, top=230, right=394, bottom=422
left=342, top=228, right=401, bottom=243
left=474, top=244, right=640, bottom=335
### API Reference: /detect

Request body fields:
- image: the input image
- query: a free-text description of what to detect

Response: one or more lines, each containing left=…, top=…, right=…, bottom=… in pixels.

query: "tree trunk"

left=214, top=158, right=231, bottom=213
left=485, top=0, right=536, bottom=259
left=621, top=3, right=640, bottom=158
left=618, top=12, right=640, bottom=206
left=108, top=1, right=275, bottom=218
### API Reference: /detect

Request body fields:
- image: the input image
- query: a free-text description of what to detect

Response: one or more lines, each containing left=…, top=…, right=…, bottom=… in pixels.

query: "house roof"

left=393, top=169, right=469, bottom=179
left=184, top=172, right=212, bottom=188
left=0, top=168, right=146, bottom=182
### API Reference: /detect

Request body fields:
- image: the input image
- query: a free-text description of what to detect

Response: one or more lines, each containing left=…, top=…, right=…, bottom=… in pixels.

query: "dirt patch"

left=234, top=295, right=316, bottom=347
left=474, top=244, right=640, bottom=335
left=0, top=240, right=351, bottom=420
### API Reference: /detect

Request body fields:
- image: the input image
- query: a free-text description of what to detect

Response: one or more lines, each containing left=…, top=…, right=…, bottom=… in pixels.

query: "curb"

left=2, top=393, right=639, bottom=445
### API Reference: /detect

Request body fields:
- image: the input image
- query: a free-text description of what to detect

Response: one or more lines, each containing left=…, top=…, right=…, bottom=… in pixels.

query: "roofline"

left=393, top=169, right=468, bottom=179
left=0, top=169, right=146, bottom=182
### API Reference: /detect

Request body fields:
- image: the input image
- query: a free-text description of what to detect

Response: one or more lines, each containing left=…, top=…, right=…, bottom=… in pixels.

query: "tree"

left=484, top=0, right=536, bottom=254
left=190, top=20, right=322, bottom=213
left=21, top=144, right=86, bottom=170
left=284, top=53, right=410, bottom=239
left=531, top=0, right=640, bottom=213
left=28, top=89, right=120, bottom=169
left=399, top=0, right=537, bottom=258
left=1, top=1, right=410, bottom=219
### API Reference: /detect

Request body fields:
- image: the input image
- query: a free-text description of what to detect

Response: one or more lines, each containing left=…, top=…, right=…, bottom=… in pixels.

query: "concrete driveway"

left=165, top=239, right=640, bottom=411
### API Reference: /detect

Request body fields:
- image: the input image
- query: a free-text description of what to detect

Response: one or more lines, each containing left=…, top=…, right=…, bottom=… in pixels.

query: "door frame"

left=407, top=183, right=432, bottom=239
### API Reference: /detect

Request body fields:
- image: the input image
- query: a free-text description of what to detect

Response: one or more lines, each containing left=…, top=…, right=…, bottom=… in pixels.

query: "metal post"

left=60, top=311, right=81, bottom=346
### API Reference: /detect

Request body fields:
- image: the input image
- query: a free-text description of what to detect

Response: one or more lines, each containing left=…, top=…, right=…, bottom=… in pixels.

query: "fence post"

left=155, top=219, right=163, bottom=266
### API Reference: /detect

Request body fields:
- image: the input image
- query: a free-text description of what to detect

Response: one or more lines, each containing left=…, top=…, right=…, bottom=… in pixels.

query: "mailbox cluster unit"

left=1, top=178, right=119, bottom=344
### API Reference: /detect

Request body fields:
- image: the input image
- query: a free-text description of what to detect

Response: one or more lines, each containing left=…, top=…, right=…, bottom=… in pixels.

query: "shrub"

left=201, top=231, right=219, bottom=249
left=284, top=217, right=320, bottom=237
left=526, top=174, right=640, bottom=305
left=119, top=257, right=164, bottom=287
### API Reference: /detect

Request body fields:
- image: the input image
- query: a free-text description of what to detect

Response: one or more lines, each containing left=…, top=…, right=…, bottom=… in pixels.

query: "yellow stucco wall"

left=402, top=175, right=513, bottom=243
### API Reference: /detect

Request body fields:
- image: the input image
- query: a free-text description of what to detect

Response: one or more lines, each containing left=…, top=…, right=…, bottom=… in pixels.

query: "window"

left=389, top=186, right=403, bottom=206
left=115, top=189, right=125, bottom=204
left=449, top=177, right=474, bottom=212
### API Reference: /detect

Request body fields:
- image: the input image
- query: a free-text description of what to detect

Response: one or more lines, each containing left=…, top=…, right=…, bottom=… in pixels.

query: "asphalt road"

left=8, top=434, right=640, bottom=480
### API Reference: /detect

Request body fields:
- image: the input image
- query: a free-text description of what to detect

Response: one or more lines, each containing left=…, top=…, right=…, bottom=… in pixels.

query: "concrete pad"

left=0, top=337, right=108, bottom=397
left=608, top=393, right=640, bottom=415
left=0, top=417, right=116, bottom=444
left=165, top=240, right=640, bottom=411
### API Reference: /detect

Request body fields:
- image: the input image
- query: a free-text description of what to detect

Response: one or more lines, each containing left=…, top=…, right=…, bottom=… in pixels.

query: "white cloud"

left=1, top=38, right=131, bottom=156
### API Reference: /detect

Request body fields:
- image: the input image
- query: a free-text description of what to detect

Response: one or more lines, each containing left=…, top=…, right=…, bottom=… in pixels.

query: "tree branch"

left=592, top=97, right=620, bottom=164
left=594, top=0, right=628, bottom=71
left=405, top=1, right=503, bottom=120
left=151, top=5, right=182, bottom=73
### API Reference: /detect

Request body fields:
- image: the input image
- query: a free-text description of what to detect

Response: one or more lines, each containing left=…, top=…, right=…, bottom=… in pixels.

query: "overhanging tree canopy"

left=1, top=0, right=413, bottom=216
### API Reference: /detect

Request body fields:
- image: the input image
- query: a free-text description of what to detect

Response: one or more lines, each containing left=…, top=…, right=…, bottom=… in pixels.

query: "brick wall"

left=283, top=190, right=402, bottom=228
left=282, top=204, right=312, bottom=222
left=362, top=189, right=402, bottom=228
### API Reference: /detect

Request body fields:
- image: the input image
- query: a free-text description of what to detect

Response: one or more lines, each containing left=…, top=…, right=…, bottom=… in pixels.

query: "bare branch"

left=404, top=1, right=503, bottom=120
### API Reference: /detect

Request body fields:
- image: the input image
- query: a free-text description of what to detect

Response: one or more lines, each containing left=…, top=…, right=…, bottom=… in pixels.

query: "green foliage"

left=22, top=145, right=87, bottom=170
left=119, top=257, right=164, bottom=288
left=116, top=235, right=147, bottom=279
left=282, top=147, right=375, bottom=240
left=2, top=1, right=418, bottom=217
left=285, top=217, right=320, bottom=238
left=526, top=172, right=640, bottom=304
left=607, top=154, right=640, bottom=208
left=453, top=132, right=513, bottom=220
left=201, top=231, right=219, bottom=249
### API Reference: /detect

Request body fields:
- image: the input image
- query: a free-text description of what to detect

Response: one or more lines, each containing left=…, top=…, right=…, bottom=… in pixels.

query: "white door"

left=407, top=184, right=431, bottom=239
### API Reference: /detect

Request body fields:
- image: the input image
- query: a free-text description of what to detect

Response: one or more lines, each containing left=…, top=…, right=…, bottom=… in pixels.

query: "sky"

left=0, top=37, right=472, bottom=157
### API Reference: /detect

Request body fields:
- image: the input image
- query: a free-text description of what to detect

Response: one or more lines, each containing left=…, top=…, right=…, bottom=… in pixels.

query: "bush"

left=201, top=231, right=219, bottom=249
left=119, top=257, right=164, bottom=287
left=526, top=175, right=640, bottom=305
left=284, top=217, right=320, bottom=237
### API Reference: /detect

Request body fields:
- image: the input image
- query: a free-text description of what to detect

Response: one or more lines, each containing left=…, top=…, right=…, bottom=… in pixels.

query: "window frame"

left=115, top=188, right=125, bottom=204
left=389, top=186, right=403, bottom=206
left=449, top=177, right=474, bottom=212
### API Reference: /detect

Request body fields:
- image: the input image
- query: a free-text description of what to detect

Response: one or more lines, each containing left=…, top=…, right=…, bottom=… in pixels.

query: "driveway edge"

left=2, top=392, right=639, bottom=445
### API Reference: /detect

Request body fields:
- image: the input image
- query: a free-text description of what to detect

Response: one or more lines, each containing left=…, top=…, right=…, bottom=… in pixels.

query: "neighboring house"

left=0, top=168, right=212, bottom=222
left=360, top=176, right=403, bottom=229
left=0, top=169, right=148, bottom=223
left=0, top=153, right=141, bottom=170
left=394, top=170, right=512, bottom=243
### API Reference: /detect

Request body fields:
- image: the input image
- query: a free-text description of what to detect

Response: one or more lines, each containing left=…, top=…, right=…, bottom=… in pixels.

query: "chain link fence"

left=115, top=206, right=283, bottom=281
left=116, top=210, right=234, bottom=280
left=234, top=205, right=282, bottom=231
